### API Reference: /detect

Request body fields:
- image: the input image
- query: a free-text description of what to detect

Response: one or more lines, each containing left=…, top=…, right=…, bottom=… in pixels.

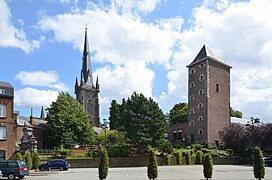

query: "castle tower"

left=75, top=27, right=100, bottom=127
left=186, top=45, right=231, bottom=145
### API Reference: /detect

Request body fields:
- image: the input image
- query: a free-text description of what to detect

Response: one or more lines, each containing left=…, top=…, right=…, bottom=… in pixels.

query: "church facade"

left=75, top=28, right=100, bottom=127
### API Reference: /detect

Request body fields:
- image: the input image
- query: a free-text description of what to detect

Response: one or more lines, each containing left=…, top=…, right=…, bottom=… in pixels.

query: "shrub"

left=202, top=148, right=210, bottom=154
left=13, top=152, right=23, bottom=160
left=243, top=148, right=253, bottom=157
left=87, top=150, right=100, bottom=158
left=185, top=152, right=191, bottom=165
left=203, top=153, right=213, bottom=180
left=70, top=154, right=86, bottom=158
left=32, top=152, right=40, bottom=170
left=59, top=149, right=71, bottom=158
left=226, top=149, right=233, bottom=156
left=195, top=150, right=203, bottom=165
left=173, top=143, right=181, bottom=149
left=163, top=153, right=170, bottom=165
left=210, top=149, right=219, bottom=157
left=52, top=151, right=61, bottom=159
left=175, top=151, right=182, bottom=165
left=99, top=148, right=109, bottom=180
left=192, top=144, right=203, bottom=151
left=147, top=147, right=158, bottom=180
left=24, top=152, right=32, bottom=170
left=190, top=150, right=194, bottom=156
left=253, top=147, right=265, bottom=180
left=182, top=150, right=187, bottom=157
left=159, top=140, right=173, bottom=154
left=107, top=146, right=130, bottom=157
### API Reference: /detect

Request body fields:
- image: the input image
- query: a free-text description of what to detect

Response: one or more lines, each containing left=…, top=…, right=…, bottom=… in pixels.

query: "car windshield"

left=18, top=161, right=27, bottom=168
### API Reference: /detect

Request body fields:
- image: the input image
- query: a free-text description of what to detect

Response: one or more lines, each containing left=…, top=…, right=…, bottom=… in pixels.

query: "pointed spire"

left=96, top=76, right=100, bottom=90
left=40, top=106, right=45, bottom=119
left=80, top=70, right=85, bottom=85
left=81, top=26, right=93, bottom=85
left=75, top=77, right=79, bottom=90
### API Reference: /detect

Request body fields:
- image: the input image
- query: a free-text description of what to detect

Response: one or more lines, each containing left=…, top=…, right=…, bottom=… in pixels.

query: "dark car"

left=39, top=159, right=70, bottom=171
left=264, top=157, right=272, bottom=167
left=0, top=160, right=29, bottom=180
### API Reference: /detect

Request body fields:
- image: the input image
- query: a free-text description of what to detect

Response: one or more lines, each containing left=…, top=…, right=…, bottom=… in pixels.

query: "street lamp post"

left=102, top=119, right=108, bottom=149
left=247, top=117, right=260, bottom=149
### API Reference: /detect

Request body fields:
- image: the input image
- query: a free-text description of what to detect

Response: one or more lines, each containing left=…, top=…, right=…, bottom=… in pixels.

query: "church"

left=74, top=28, right=100, bottom=127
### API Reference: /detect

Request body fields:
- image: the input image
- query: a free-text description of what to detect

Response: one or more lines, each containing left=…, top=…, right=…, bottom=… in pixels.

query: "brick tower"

left=75, top=27, right=100, bottom=127
left=186, top=45, right=231, bottom=146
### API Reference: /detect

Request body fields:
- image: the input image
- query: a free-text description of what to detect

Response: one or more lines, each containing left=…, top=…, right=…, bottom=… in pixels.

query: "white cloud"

left=15, top=71, right=68, bottom=91
left=15, top=88, right=59, bottom=109
left=0, top=0, right=40, bottom=53
left=94, top=61, right=155, bottom=116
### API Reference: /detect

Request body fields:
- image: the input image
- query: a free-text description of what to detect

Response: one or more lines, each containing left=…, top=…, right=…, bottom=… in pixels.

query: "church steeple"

left=81, top=27, right=93, bottom=85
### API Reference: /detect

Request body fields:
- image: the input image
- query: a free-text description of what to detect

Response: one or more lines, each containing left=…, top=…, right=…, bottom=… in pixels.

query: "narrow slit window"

left=216, top=84, right=219, bottom=93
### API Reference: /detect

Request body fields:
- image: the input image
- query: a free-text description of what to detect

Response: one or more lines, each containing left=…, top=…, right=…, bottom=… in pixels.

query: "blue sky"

left=1, top=0, right=272, bottom=123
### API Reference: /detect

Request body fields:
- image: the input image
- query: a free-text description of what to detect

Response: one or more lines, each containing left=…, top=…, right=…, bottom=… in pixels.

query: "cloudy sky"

left=1, top=0, right=271, bottom=122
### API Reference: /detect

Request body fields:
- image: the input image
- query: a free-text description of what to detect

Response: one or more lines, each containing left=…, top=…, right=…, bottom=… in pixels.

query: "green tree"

left=230, top=107, right=243, bottom=118
left=203, top=153, right=213, bottom=180
left=109, top=92, right=168, bottom=151
left=97, top=130, right=126, bottom=146
left=195, top=150, right=203, bottom=164
left=253, top=147, right=265, bottom=180
left=99, top=149, right=109, bottom=180
left=13, top=152, right=23, bottom=161
left=32, top=152, right=40, bottom=170
left=24, top=152, right=32, bottom=170
left=109, top=100, right=121, bottom=130
left=46, top=92, right=95, bottom=148
left=169, top=103, right=188, bottom=125
left=147, top=147, right=158, bottom=180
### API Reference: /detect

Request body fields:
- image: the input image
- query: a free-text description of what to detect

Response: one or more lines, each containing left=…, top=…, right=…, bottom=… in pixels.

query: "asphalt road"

left=25, top=165, right=272, bottom=180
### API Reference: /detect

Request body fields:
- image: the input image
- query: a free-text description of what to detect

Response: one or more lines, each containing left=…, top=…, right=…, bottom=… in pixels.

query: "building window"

left=0, top=127, right=6, bottom=140
left=190, top=95, right=195, bottom=101
left=190, top=82, right=195, bottom=88
left=199, top=89, right=204, bottom=95
left=216, top=84, right=219, bottom=93
left=0, top=89, right=5, bottom=95
left=173, top=131, right=177, bottom=142
left=0, top=105, right=6, bottom=118
left=199, top=63, right=205, bottom=68
left=198, top=129, right=203, bottom=135
left=177, top=130, right=182, bottom=140
left=190, top=121, right=195, bottom=126
left=199, top=74, right=204, bottom=81
left=198, top=103, right=204, bottom=109
left=198, top=116, right=204, bottom=121
left=0, top=150, right=5, bottom=160
left=190, top=68, right=196, bottom=75
left=190, top=109, right=195, bottom=114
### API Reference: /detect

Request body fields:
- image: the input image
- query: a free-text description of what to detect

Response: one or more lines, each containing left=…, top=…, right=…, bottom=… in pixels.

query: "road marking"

left=126, top=168, right=131, bottom=176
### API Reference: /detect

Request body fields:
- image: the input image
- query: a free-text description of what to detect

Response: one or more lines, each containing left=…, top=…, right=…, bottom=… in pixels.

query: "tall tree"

left=169, top=103, right=188, bottom=125
left=253, top=147, right=265, bottom=180
left=108, top=92, right=168, bottom=150
left=109, top=100, right=121, bottom=130
left=230, top=107, right=243, bottom=118
left=46, top=92, right=95, bottom=148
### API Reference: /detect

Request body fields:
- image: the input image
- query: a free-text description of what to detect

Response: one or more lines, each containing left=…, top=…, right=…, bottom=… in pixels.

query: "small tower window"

left=190, top=82, right=195, bottom=88
left=198, top=103, right=204, bottom=109
left=0, top=89, right=5, bottom=94
left=0, top=104, right=6, bottom=118
left=190, top=121, right=195, bottom=126
left=199, top=74, right=204, bottom=81
left=190, top=68, right=196, bottom=75
left=190, top=95, right=195, bottom=101
left=199, top=89, right=204, bottom=95
left=190, top=109, right=195, bottom=115
left=199, top=63, right=205, bottom=68
left=198, top=116, right=204, bottom=121
left=198, top=129, right=203, bottom=135
left=216, top=84, right=219, bottom=93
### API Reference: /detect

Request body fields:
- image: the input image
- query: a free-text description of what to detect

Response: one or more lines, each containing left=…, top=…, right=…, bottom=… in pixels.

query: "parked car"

left=0, top=170, right=3, bottom=179
left=39, top=159, right=70, bottom=171
left=264, top=157, right=272, bottom=167
left=0, top=160, right=29, bottom=180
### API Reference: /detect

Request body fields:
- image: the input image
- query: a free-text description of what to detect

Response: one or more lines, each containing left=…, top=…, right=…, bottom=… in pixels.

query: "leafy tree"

left=203, top=153, right=213, bottom=180
left=46, top=92, right=95, bottom=148
left=97, top=130, right=126, bottom=146
left=108, top=92, right=168, bottom=151
left=147, top=147, right=158, bottom=180
left=195, top=150, right=203, bottom=164
left=24, top=152, right=32, bottom=170
left=253, top=147, right=265, bottom=180
left=219, top=123, right=248, bottom=155
left=169, top=103, right=188, bottom=125
left=99, top=148, right=109, bottom=180
left=158, top=140, right=173, bottom=154
left=230, top=107, right=243, bottom=118
left=32, top=152, right=40, bottom=170
left=13, top=152, right=23, bottom=161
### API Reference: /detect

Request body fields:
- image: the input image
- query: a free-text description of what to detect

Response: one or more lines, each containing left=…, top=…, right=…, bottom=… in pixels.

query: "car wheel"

left=18, top=175, right=25, bottom=179
left=60, top=166, right=64, bottom=171
left=8, top=173, right=15, bottom=180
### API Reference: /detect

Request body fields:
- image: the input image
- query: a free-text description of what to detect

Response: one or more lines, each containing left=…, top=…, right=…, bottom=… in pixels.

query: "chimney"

left=30, top=108, right=34, bottom=125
